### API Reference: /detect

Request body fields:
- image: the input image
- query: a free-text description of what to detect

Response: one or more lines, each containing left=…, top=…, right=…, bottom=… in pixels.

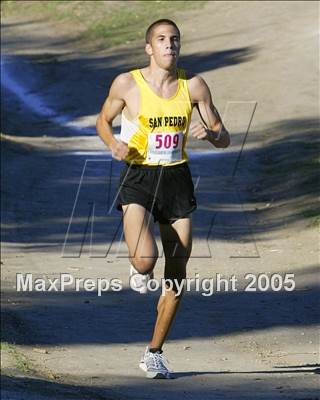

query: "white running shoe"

left=139, top=347, right=173, bottom=379
left=129, top=265, right=154, bottom=294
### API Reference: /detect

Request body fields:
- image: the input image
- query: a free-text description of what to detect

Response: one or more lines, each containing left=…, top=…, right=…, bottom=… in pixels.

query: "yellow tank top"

left=120, top=68, right=192, bottom=166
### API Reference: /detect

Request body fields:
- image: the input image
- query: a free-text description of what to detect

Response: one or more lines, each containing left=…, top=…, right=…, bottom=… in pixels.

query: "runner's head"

left=145, top=19, right=181, bottom=70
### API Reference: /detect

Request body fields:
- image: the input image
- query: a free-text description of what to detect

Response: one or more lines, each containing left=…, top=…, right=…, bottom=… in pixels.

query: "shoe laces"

left=147, top=351, right=169, bottom=371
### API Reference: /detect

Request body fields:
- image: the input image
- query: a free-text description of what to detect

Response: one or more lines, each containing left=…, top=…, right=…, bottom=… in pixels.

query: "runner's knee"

left=130, top=254, right=158, bottom=274
left=164, top=261, right=186, bottom=294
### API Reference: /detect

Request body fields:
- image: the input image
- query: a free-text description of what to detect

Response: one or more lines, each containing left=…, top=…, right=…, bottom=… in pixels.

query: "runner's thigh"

left=122, top=203, right=158, bottom=268
left=160, top=217, right=192, bottom=264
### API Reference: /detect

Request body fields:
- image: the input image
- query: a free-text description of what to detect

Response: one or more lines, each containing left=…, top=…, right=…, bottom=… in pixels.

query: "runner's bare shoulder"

left=184, top=70, right=210, bottom=103
left=109, top=72, right=136, bottom=98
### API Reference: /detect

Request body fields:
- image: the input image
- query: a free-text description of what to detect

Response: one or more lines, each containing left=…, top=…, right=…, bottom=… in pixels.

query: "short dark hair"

left=145, top=19, right=180, bottom=44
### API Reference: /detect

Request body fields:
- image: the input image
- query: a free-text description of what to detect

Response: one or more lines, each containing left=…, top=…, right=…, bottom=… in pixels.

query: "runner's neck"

left=142, top=65, right=178, bottom=88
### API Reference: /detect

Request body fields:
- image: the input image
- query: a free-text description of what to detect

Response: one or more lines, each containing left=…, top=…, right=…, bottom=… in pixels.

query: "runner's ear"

left=145, top=43, right=153, bottom=56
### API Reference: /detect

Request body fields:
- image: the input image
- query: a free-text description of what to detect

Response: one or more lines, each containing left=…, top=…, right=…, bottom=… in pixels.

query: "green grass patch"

left=1, top=341, right=34, bottom=373
left=0, top=341, right=11, bottom=351
left=300, top=208, right=320, bottom=218
left=263, top=153, right=319, bottom=177
left=300, top=208, right=320, bottom=223
left=2, top=0, right=206, bottom=48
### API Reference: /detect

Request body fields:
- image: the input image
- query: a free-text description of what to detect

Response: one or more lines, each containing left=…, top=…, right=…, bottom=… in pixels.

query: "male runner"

left=96, top=19, right=230, bottom=379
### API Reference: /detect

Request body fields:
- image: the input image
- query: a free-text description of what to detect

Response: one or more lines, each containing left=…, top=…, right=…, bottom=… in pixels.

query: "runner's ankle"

left=149, top=347, right=163, bottom=353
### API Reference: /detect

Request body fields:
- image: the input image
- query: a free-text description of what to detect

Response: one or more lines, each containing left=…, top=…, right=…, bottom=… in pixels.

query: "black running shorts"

left=117, top=162, right=197, bottom=224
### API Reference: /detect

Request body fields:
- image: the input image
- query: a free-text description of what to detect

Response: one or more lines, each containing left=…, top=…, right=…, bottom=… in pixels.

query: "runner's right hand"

left=110, top=139, right=129, bottom=161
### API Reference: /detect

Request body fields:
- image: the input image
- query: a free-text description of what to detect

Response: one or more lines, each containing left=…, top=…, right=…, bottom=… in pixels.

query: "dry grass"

left=1, top=1, right=205, bottom=48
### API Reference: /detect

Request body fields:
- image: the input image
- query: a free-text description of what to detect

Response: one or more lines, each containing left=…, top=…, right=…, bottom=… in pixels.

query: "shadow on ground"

left=1, top=262, right=319, bottom=346
left=1, top=118, right=319, bottom=249
left=1, top=45, right=256, bottom=138
left=1, top=371, right=319, bottom=400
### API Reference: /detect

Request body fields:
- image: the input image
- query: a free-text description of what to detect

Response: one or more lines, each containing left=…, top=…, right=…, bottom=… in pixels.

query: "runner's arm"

left=189, top=75, right=230, bottom=148
left=96, top=74, right=130, bottom=160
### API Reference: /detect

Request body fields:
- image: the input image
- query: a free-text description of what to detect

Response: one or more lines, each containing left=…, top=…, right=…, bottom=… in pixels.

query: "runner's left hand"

left=190, top=122, right=210, bottom=140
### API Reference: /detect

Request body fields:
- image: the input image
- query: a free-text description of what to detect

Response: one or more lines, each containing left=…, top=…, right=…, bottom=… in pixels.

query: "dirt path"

left=1, top=2, right=319, bottom=399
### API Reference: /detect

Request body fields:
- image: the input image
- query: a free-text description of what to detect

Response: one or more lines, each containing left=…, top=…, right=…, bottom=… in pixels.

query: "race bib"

left=147, top=132, right=183, bottom=163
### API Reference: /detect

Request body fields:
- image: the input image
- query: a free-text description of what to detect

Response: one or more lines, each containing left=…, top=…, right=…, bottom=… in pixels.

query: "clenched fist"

left=190, top=121, right=211, bottom=140
left=110, top=139, right=129, bottom=161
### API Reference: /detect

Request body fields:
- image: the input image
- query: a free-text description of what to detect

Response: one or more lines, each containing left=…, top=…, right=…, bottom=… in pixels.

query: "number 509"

left=155, top=134, right=180, bottom=149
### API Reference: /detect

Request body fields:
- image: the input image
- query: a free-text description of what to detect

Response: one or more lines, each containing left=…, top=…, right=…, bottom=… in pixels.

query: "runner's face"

left=146, top=24, right=180, bottom=69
